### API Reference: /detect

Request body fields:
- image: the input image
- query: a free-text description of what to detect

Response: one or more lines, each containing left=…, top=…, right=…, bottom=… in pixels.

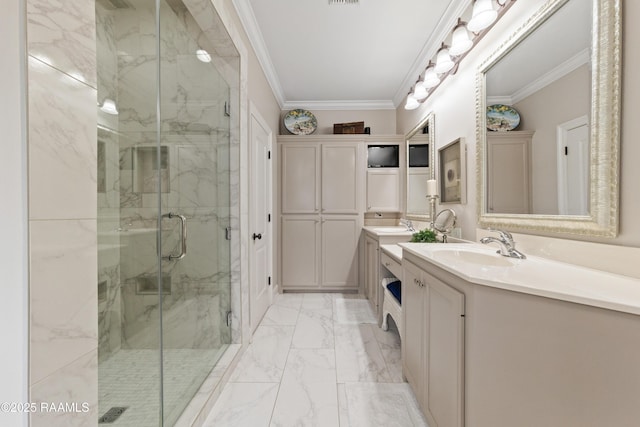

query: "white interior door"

left=249, top=104, right=273, bottom=333
left=557, top=116, right=589, bottom=215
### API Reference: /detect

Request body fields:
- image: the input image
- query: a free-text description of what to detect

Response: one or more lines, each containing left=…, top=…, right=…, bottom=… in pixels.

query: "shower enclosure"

left=96, top=0, right=239, bottom=424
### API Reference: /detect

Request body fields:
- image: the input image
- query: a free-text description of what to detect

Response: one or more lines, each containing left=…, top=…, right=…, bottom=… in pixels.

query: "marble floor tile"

left=292, top=309, right=334, bottom=349
left=202, top=382, right=279, bottom=427
left=270, top=349, right=339, bottom=427
left=203, top=293, right=419, bottom=426
left=273, top=292, right=304, bottom=308
left=334, top=297, right=377, bottom=325
left=260, top=303, right=300, bottom=326
left=341, top=383, right=428, bottom=427
left=302, top=293, right=335, bottom=310
left=372, top=326, right=404, bottom=383
left=229, top=325, right=294, bottom=382
left=334, top=324, right=392, bottom=383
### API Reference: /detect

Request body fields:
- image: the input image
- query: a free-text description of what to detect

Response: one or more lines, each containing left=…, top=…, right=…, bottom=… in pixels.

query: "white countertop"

left=399, top=242, right=640, bottom=316
left=380, top=244, right=403, bottom=262
left=362, top=226, right=414, bottom=237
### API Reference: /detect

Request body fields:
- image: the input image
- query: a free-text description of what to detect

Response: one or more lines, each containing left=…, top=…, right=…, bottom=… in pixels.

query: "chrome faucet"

left=480, top=229, right=526, bottom=259
left=399, top=218, right=415, bottom=232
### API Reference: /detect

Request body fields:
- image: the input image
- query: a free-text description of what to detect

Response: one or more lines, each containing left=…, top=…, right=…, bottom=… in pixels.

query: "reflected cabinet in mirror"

left=476, top=0, right=620, bottom=237
left=405, top=113, right=436, bottom=221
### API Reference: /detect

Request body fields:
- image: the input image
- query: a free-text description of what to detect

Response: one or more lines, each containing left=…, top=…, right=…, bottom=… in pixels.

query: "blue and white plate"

left=486, top=104, right=520, bottom=131
left=284, top=109, right=317, bottom=135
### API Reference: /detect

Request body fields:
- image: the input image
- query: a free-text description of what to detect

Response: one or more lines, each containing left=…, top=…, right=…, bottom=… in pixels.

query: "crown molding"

left=486, top=95, right=514, bottom=105
left=509, top=48, right=590, bottom=105
left=282, top=100, right=396, bottom=111
left=487, top=49, right=591, bottom=107
left=392, top=0, right=469, bottom=108
left=231, top=0, right=285, bottom=108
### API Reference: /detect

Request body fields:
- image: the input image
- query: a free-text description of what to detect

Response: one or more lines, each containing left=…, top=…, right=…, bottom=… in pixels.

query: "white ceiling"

left=232, top=0, right=469, bottom=109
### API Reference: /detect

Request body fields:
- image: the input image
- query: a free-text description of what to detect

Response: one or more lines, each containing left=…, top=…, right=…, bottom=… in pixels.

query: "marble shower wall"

left=26, top=0, right=99, bottom=425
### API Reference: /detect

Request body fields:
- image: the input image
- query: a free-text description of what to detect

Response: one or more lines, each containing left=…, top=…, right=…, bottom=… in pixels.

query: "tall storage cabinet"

left=279, top=137, right=364, bottom=291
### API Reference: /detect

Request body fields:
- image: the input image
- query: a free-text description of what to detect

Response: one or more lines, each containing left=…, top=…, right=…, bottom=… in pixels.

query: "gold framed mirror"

left=476, top=0, right=621, bottom=237
left=405, top=112, right=436, bottom=221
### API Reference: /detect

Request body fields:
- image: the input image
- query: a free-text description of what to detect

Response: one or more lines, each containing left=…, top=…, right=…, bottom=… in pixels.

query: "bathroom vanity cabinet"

left=361, top=228, right=412, bottom=320
left=401, top=246, right=640, bottom=427
left=403, top=255, right=464, bottom=427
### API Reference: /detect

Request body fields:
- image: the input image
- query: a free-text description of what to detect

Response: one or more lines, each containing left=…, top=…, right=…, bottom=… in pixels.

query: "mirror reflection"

left=484, top=0, right=591, bottom=216
left=405, top=113, right=435, bottom=220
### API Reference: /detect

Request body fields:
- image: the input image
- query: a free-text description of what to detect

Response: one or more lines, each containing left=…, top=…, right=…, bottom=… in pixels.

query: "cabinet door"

left=366, top=169, right=401, bottom=212
left=281, top=216, right=320, bottom=289
left=321, top=216, right=359, bottom=289
left=364, top=235, right=379, bottom=310
left=402, top=259, right=425, bottom=404
left=322, top=144, right=360, bottom=214
left=281, top=144, right=320, bottom=214
left=426, top=276, right=465, bottom=427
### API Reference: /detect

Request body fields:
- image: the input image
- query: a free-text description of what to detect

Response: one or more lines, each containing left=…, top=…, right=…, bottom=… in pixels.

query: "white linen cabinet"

left=279, top=137, right=364, bottom=291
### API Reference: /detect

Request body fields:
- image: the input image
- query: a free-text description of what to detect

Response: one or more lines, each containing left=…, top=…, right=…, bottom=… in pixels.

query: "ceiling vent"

left=328, top=0, right=358, bottom=4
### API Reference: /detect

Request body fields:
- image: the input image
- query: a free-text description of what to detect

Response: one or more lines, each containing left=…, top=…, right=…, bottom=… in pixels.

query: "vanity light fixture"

left=403, top=0, right=515, bottom=110
left=100, top=98, right=119, bottom=115
left=467, top=0, right=498, bottom=33
left=449, top=19, right=473, bottom=56
left=404, top=90, right=420, bottom=110
left=434, top=43, right=454, bottom=74
left=196, top=49, right=212, bottom=63
left=413, top=79, right=428, bottom=101
left=423, top=62, right=440, bottom=89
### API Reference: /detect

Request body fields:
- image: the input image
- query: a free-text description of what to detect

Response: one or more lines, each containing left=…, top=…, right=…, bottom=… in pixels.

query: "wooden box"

left=333, top=121, right=365, bottom=134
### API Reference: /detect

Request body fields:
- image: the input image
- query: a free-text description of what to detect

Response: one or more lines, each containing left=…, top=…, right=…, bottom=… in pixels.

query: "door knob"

left=252, top=233, right=262, bottom=240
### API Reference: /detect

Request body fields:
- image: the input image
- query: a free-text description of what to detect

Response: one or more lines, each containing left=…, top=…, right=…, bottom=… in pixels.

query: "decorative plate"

left=486, top=104, right=520, bottom=131
left=284, top=109, right=317, bottom=135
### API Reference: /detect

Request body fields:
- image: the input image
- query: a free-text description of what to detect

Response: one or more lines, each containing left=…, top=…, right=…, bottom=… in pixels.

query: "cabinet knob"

left=384, top=262, right=390, bottom=266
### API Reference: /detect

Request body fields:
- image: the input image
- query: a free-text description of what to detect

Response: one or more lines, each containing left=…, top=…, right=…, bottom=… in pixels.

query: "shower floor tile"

left=99, top=347, right=226, bottom=427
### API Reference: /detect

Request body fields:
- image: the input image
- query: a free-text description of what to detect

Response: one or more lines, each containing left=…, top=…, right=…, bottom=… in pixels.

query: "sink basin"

left=372, top=227, right=412, bottom=233
left=431, top=247, right=516, bottom=267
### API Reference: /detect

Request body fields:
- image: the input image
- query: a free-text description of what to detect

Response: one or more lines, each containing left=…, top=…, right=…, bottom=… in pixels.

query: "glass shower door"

left=157, top=0, right=232, bottom=424
left=97, top=0, right=163, bottom=425
left=97, top=0, right=233, bottom=424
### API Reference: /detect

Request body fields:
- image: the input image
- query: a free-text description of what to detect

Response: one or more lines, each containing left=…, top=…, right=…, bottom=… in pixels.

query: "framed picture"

left=438, top=138, right=466, bottom=204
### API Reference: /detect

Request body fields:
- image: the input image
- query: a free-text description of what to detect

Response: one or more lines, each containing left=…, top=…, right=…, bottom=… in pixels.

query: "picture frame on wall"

left=438, top=138, right=466, bottom=204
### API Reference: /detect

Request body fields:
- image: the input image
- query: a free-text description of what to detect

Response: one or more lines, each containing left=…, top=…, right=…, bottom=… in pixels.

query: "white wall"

left=397, top=0, right=640, bottom=251
left=0, top=0, right=29, bottom=425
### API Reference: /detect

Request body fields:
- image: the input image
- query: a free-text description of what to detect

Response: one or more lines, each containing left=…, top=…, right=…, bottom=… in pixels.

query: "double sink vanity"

left=363, top=226, right=640, bottom=427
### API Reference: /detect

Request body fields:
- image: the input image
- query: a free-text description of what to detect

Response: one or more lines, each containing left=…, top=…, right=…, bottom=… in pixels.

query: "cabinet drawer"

left=380, top=252, right=402, bottom=278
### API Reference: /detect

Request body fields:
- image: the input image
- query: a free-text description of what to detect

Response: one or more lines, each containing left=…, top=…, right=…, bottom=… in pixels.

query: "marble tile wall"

left=26, top=0, right=243, bottom=424
left=26, top=0, right=98, bottom=425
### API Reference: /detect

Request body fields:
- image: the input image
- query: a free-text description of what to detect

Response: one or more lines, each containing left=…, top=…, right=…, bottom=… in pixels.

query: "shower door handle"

left=162, top=212, right=187, bottom=260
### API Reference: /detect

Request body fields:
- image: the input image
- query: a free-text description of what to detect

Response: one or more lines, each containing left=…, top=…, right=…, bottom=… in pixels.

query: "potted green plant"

left=410, top=228, right=439, bottom=243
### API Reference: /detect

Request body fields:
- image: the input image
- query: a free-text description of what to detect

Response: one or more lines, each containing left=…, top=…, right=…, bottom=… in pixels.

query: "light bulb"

left=434, top=46, right=454, bottom=74
left=467, top=0, right=498, bottom=33
left=100, top=99, right=119, bottom=115
left=405, top=94, right=420, bottom=110
left=423, top=65, right=440, bottom=88
left=450, top=23, right=473, bottom=56
left=196, top=49, right=212, bottom=63
left=413, top=82, right=428, bottom=101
